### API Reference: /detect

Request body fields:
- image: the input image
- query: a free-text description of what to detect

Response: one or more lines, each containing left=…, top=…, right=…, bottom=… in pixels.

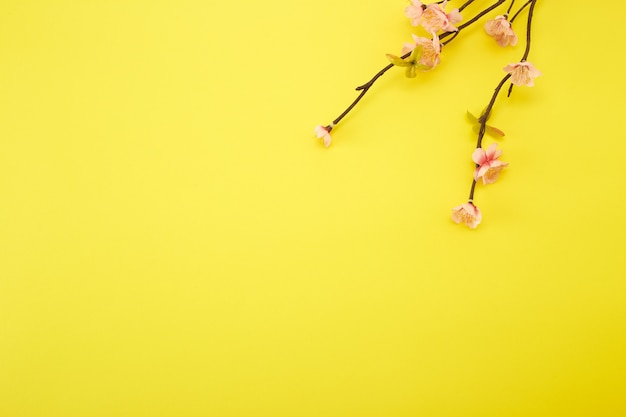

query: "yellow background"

left=1, top=1, right=625, bottom=416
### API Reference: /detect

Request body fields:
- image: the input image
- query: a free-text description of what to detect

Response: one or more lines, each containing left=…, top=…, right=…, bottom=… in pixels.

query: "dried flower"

left=484, top=15, right=518, bottom=47
left=405, top=0, right=425, bottom=27
left=421, top=0, right=462, bottom=33
left=451, top=202, right=482, bottom=229
left=472, top=143, right=508, bottom=184
left=314, top=125, right=332, bottom=147
left=399, top=33, right=441, bottom=70
left=503, top=61, right=542, bottom=86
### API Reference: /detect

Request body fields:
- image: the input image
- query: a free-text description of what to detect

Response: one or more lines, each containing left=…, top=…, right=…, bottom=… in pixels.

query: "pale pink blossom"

left=405, top=0, right=425, bottom=27
left=451, top=202, right=482, bottom=229
left=484, top=15, right=518, bottom=47
left=401, top=33, right=441, bottom=70
left=503, top=61, right=542, bottom=86
left=314, top=125, right=332, bottom=147
left=472, top=143, right=508, bottom=184
left=421, top=0, right=462, bottom=33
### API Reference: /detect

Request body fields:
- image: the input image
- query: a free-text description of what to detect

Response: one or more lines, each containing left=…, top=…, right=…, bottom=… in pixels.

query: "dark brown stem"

left=458, top=0, right=477, bottom=13
left=333, top=74, right=384, bottom=125
left=468, top=179, right=478, bottom=201
left=509, top=0, right=532, bottom=23
left=521, top=0, right=537, bottom=61
left=506, top=0, right=516, bottom=15
left=442, top=31, right=460, bottom=46
left=477, top=73, right=511, bottom=148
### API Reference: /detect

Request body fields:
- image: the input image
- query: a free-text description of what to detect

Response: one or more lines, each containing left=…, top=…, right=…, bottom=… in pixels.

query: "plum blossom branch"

left=323, top=0, right=507, bottom=130
left=457, top=0, right=539, bottom=227
left=467, top=72, right=511, bottom=201
left=311, top=1, right=542, bottom=229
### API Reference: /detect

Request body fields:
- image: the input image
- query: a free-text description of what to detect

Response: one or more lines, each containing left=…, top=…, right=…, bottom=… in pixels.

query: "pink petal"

left=431, top=32, right=440, bottom=49
left=476, top=164, right=490, bottom=179
left=405, top=1, right=424, bottom=26
left=314, top=125, right=328, bottom=138
left=451, top=208, right=463, bottom=224
left=467, top=202, right=481, bottom=213
left=503, top=63, right=517, bottom=73
left=401, top=43, right=416, bottom=55
left=485, top=143, right=501, bottom=160
left=448, top=9, right=462, bottom=24
left=527, top=65, right=542, bottom=78
left=489, top=160, right=509, bottom=168
left=472, top=148, right=487, bottom=164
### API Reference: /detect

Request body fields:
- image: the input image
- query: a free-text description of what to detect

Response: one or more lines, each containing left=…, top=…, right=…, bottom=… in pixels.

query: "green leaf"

left=486, top=125, right=505, bottom=137
left=468, top=110, right=505, bottom=137
left=468, top=111, right=505, bottom=137
left=405, top=65, right=417, bottom=78
left=409, top=45, right=423, bottom=62
left=386, top=54, right=410, bottom=67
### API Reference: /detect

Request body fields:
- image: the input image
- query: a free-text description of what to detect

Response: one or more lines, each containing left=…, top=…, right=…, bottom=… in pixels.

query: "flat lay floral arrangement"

left=313, top=0, right=540, bottom=229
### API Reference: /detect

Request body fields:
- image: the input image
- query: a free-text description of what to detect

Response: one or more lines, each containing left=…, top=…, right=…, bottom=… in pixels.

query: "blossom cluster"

left=314, top=0, right=541, bottom=229
left=405, top=0, right=462, bottom=32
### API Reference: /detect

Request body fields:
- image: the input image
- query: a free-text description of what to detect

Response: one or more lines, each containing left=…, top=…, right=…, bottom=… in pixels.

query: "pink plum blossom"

left=421, top=0, right=462, bottom=33
left=405, top=0, right=425, bottom=27
left=314, top=125, right=332, bottom=147
left=503, top=61, right=542, bottom=86
left=484, top=15, right=518, bottom=47
left=401, top=33, right=441, bottom=70
left=472, top=143, right=509, bottom=184
left=451, top=202, right=482, bottom=229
